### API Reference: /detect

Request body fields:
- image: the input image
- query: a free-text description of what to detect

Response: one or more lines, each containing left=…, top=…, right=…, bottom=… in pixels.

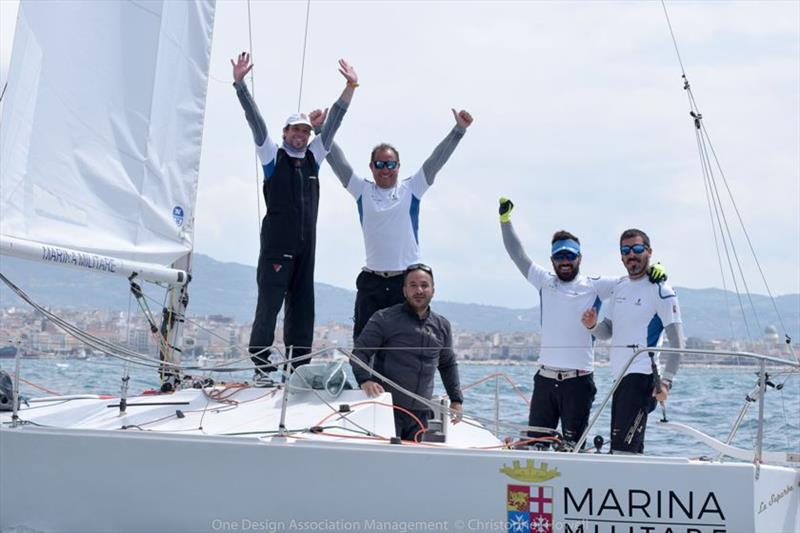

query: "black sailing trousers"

left=528, top=371, right=597, bottom=448
left=248, top=221, right=315, bottom=373
left=610, top=372, right=658, bottom=454
left=352, top=270, right=405, bottom=342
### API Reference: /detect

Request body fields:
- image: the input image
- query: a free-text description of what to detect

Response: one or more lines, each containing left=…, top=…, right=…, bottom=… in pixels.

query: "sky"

left=1, top=0, right=798, bottom=309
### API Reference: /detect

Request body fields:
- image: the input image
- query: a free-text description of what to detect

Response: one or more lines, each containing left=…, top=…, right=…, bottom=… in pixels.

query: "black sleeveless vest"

left=262, top=148, right=320, bottom=252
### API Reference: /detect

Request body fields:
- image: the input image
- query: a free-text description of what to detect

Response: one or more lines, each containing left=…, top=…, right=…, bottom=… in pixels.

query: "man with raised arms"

left=313, top=109, right=473, bottom=341
left=498, top=198, right=665, bottom=449
left=581, top=228, right=684, bottom=454
left=232, top=53, right=358, bottom=381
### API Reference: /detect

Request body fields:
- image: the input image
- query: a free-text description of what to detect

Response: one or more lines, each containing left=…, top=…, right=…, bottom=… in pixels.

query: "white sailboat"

left=0, top=1, right=798, bottom=532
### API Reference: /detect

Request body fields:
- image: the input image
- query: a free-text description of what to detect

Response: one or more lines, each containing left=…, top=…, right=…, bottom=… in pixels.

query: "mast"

left=158, top=253, right=192, bottom=390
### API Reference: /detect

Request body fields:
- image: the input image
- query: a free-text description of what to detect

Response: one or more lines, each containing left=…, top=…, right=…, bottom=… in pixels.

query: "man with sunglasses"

left=498, top=198, right=666, bottom=449
left=311, top=109, right=473, bottom=341
left=351, top=264, right=464, bottom=441
left=581, top=229, right=684, bottom=454
left=232, top=53, right=358, bottom=383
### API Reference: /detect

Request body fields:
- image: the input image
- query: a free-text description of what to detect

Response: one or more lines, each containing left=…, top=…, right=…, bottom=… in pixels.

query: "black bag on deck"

left=0, top=369, right=14, bottom=411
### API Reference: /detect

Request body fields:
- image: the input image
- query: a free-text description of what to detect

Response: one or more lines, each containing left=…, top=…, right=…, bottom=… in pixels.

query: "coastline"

left=461, top=359, right=795, bottom=369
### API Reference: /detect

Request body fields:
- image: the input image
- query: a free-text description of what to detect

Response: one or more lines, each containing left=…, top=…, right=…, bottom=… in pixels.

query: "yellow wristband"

left=347, top=82, right=359, bottom=88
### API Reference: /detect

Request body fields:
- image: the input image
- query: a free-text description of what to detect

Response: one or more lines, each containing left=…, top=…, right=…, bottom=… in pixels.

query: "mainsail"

left=0, top=0, right=216, bottom=284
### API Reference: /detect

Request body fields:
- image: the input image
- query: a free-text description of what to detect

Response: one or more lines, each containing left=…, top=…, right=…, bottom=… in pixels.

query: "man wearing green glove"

left=498, top=198, right=667, bottom=449
left=581, top=229, right=684, bottom=454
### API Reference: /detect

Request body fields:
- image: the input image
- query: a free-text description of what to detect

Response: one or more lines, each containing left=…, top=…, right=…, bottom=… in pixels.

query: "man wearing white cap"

left=498, top=198, right=665, bottom=449
left=231, top=53, right=358, bottom=381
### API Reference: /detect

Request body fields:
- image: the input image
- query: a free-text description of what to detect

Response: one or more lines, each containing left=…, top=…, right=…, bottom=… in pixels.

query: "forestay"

left=0, top=0, right=216, bottom=278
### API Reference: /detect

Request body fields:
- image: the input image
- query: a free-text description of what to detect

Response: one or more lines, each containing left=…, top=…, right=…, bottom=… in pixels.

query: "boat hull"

left=2, top=425, right=797, bottom=533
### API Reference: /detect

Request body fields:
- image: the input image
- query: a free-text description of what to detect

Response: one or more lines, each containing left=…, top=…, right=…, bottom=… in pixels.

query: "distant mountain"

left=1, top=253, right=797, bottom=340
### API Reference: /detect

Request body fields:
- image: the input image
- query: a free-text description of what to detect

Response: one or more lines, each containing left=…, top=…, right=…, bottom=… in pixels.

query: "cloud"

left=2, top=0, right=797, bottom=308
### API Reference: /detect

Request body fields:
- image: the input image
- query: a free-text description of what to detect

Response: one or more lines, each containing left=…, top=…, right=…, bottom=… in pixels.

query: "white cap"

left=284, top=113, right=312, bottom=128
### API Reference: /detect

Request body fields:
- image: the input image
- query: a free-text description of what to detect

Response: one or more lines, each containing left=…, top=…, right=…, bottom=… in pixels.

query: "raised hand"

left=452, top=109, right=474, bottom=128
left=308, top=108, right=329, bottom=129
left=338, top=59, right=358, bottom=85
left=231, top=52, right=253, bottom=83
left=499, top=197, right=514, bottom=223
left=581, top=307, right=598, bottom=329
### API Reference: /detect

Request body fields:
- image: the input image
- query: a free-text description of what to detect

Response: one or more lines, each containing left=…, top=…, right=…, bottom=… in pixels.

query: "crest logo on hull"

left=507, top=484, right=554, bottom=533
left=500, top=460, right=561, bottom=482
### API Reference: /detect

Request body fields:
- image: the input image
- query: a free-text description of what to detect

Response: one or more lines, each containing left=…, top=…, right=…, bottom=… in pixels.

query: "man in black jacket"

left=231, top=53, right=357, bottom=381
left=351, top=264, right=464, bottom=441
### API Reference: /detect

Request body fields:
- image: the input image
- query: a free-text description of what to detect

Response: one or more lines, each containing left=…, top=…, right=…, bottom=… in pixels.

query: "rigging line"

left=296, top=0, right=312, bottom=112
left=662, top=0, right=764, bottom=342
left=672, top=38, right=753, bottom=340
left=159, top=283, right=173, bottom=379
left=699, top=145, right=736, bottom=340
left=683, top=84, right=753, bottom=339
left=0, top=81, right=7, bottom=104
left=132, top=288, right=171, bottom=359
left=695, top=128, right=750, bottom=339
left=136, top=290, right=249, bottom=352
left=699, top=131, right=753, bottom=339
left=246, top=0, right=262, bottom=230
left=699, top=120, right=797, bottom=361
left=0, top=273, right=178, bottom=369
left=662, top=2, right=793, bottom=356
left=122, top=285, right=134, bottom=397
left=660, top=0, right=688, bottom=78
left=701, top=131, right=763, bottom=337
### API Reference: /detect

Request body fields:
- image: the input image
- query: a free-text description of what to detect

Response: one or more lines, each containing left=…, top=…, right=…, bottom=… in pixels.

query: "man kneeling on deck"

left=351, top=263, right=464, bottom=441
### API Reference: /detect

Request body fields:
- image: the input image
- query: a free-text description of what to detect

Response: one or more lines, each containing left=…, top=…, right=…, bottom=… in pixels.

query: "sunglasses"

left=372, top=160, right=398, bottom=170
left=551, top=251, right=578, bottom=262
left=405, top=263, right=433, bottom=275
left=621, top=244, right=648, bottom=255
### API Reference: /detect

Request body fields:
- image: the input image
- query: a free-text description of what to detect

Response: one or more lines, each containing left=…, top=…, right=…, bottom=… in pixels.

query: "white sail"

left=0, top=0, right=216, bottom=275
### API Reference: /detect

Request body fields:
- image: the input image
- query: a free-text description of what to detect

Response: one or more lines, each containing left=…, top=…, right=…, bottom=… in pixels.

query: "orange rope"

left=472, top=436, right=560, bottom=450
left=312, top=400, right=426, bottom=441
left=17, top=376, right=62, bottom=396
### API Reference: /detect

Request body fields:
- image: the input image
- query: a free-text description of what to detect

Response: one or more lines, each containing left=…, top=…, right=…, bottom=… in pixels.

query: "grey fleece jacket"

left=352, top=302, right=463, bottom=411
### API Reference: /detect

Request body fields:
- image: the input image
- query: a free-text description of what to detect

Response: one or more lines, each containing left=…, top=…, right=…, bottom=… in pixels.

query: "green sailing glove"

left=499, top=197, right=514, bottom=223
left=648, top=262, right=668, bottom=284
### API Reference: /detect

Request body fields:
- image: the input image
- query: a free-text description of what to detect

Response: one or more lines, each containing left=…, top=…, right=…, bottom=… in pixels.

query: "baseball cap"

left=284, top=113, right=312, bottom=128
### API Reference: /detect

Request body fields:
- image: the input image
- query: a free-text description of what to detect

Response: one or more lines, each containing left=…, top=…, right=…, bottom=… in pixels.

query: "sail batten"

left=0, top=0, right=216, bottom=270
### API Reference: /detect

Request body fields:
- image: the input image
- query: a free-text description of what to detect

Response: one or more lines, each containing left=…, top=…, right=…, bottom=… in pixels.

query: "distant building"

left=763, top=325, right=779, bottom=345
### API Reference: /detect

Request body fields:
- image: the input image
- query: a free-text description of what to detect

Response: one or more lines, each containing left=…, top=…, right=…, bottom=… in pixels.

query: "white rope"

left=245, top=0, right=262, bottom=231
left=296, top=0, right=312, bottom=112
left=699, top=138, right=736, bottom=340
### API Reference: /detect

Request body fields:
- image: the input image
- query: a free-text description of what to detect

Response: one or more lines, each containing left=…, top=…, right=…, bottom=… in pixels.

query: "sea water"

left=4, top=358, right=798, bottom=458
